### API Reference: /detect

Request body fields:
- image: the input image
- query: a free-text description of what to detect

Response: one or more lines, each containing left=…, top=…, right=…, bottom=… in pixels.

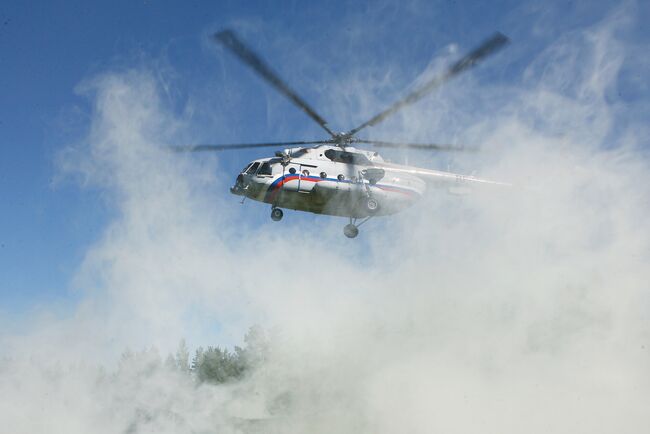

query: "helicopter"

left=175, top=30, right=510, bottom=238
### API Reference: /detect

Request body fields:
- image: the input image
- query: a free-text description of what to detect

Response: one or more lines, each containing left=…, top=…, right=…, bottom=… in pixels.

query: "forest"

left=123, top=325, right=270, bottom=385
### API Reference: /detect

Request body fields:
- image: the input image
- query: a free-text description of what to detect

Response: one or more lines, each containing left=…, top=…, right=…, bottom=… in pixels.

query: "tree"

left=174, top=339, right=190, bottom=372
left=192, top=346, right=246, bottom=384
left=190, top=325, right=270, bottom=385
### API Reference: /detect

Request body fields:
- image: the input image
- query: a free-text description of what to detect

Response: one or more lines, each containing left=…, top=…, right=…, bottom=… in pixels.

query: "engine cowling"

left=361, top=168, right=385, bottom=185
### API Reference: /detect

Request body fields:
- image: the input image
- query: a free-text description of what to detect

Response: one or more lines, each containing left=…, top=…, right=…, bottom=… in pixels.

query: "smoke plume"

left=2, top=6, right=649, bottom=434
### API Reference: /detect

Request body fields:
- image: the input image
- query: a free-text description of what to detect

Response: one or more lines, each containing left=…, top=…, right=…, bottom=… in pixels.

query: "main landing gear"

left=343, top=215, right=372, bottom=239
left=363, top=197, right=379, bottom=214
left=271, top=207, right=284, bottom=221
left=344, top=195, right=379, bottom=238
left=343, top=223, right=359, bottom=238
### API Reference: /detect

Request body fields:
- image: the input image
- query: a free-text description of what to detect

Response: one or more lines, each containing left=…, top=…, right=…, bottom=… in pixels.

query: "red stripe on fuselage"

left=376, top=185, right=417, bottom=197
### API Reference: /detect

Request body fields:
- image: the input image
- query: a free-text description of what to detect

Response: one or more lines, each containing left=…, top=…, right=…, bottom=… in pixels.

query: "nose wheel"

left=271, top=207, right=284, bottom=221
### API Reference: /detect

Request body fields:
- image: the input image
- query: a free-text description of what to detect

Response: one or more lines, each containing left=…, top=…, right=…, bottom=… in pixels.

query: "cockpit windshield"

left=246, top=162, right=260, bottom=174
left=258, top=162, right=273, bottom=176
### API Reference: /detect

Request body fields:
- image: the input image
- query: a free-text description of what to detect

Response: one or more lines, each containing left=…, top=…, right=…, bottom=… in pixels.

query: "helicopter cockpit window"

left=324, top=149, right=371, bottom=166
left=246, top=162, right=260, bottom=174
left=257, top=162, right=273, bottom=176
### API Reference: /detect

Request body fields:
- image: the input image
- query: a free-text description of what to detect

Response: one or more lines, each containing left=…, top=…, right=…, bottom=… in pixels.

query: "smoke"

left=2, top=5, right=650, bottom=434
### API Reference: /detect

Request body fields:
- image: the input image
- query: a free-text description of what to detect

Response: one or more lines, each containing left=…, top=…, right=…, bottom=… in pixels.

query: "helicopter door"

left=298, top=164, right=317, bottom=193
left=282, top=163, right=301, bottom=192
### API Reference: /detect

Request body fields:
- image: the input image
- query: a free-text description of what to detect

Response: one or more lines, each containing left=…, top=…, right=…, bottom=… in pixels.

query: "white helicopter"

left=176, top=30, right=510, bottom=238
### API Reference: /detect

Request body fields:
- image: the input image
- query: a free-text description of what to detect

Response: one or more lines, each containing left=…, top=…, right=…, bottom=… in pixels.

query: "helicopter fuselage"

left=230, top=145, right=426, bottom=218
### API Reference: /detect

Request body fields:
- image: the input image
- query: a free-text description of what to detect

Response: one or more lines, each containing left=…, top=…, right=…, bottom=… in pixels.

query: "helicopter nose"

left=230, top=174, right=246, bottom=195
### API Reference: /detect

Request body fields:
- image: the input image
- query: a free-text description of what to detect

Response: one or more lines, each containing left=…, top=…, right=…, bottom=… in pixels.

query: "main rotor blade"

left=347, top=32, right=509, bottom=136
left=354, top=139, right=478, bottom=152
left=215, top=30, right=335, bottom=138
left=171, top=140, right=332, bottom=153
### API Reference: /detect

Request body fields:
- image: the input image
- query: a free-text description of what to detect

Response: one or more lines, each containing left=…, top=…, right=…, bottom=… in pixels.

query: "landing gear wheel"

left=343, top=224, right=359, bottom=239
left=363, top=197, right=380, bottom=214
left=271, top=208, right=284, bottom=221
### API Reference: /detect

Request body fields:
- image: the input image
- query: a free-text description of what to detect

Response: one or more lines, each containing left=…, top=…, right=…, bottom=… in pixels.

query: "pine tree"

left=175, top=339, right=190, bottom=372
left=188, top=325, right=270, bottom=384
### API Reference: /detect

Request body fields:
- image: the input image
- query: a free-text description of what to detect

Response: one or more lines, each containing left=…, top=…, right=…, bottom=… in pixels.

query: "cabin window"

left=288, top=167, right=296, bottom=174
left=302, top=169, right=310, bottom=176
left=337, top=174, right=345, bottom=181
left=258, top=162, right=273, bottom=176
left=320, top=172, right=327, bottom=179
left=246, top=162, right=260, bottom=174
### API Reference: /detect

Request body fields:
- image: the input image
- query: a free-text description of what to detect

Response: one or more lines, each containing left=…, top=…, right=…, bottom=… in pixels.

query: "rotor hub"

left=333, top=132, right=355, bottom=148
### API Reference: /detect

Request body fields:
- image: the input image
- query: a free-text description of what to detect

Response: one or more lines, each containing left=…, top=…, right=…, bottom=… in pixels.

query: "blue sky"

left=1, top=0, right=648, bottom=316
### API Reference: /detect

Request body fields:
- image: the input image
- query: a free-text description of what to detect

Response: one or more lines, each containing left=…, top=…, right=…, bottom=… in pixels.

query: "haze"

left=1, top=2, right=649, bottom=433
